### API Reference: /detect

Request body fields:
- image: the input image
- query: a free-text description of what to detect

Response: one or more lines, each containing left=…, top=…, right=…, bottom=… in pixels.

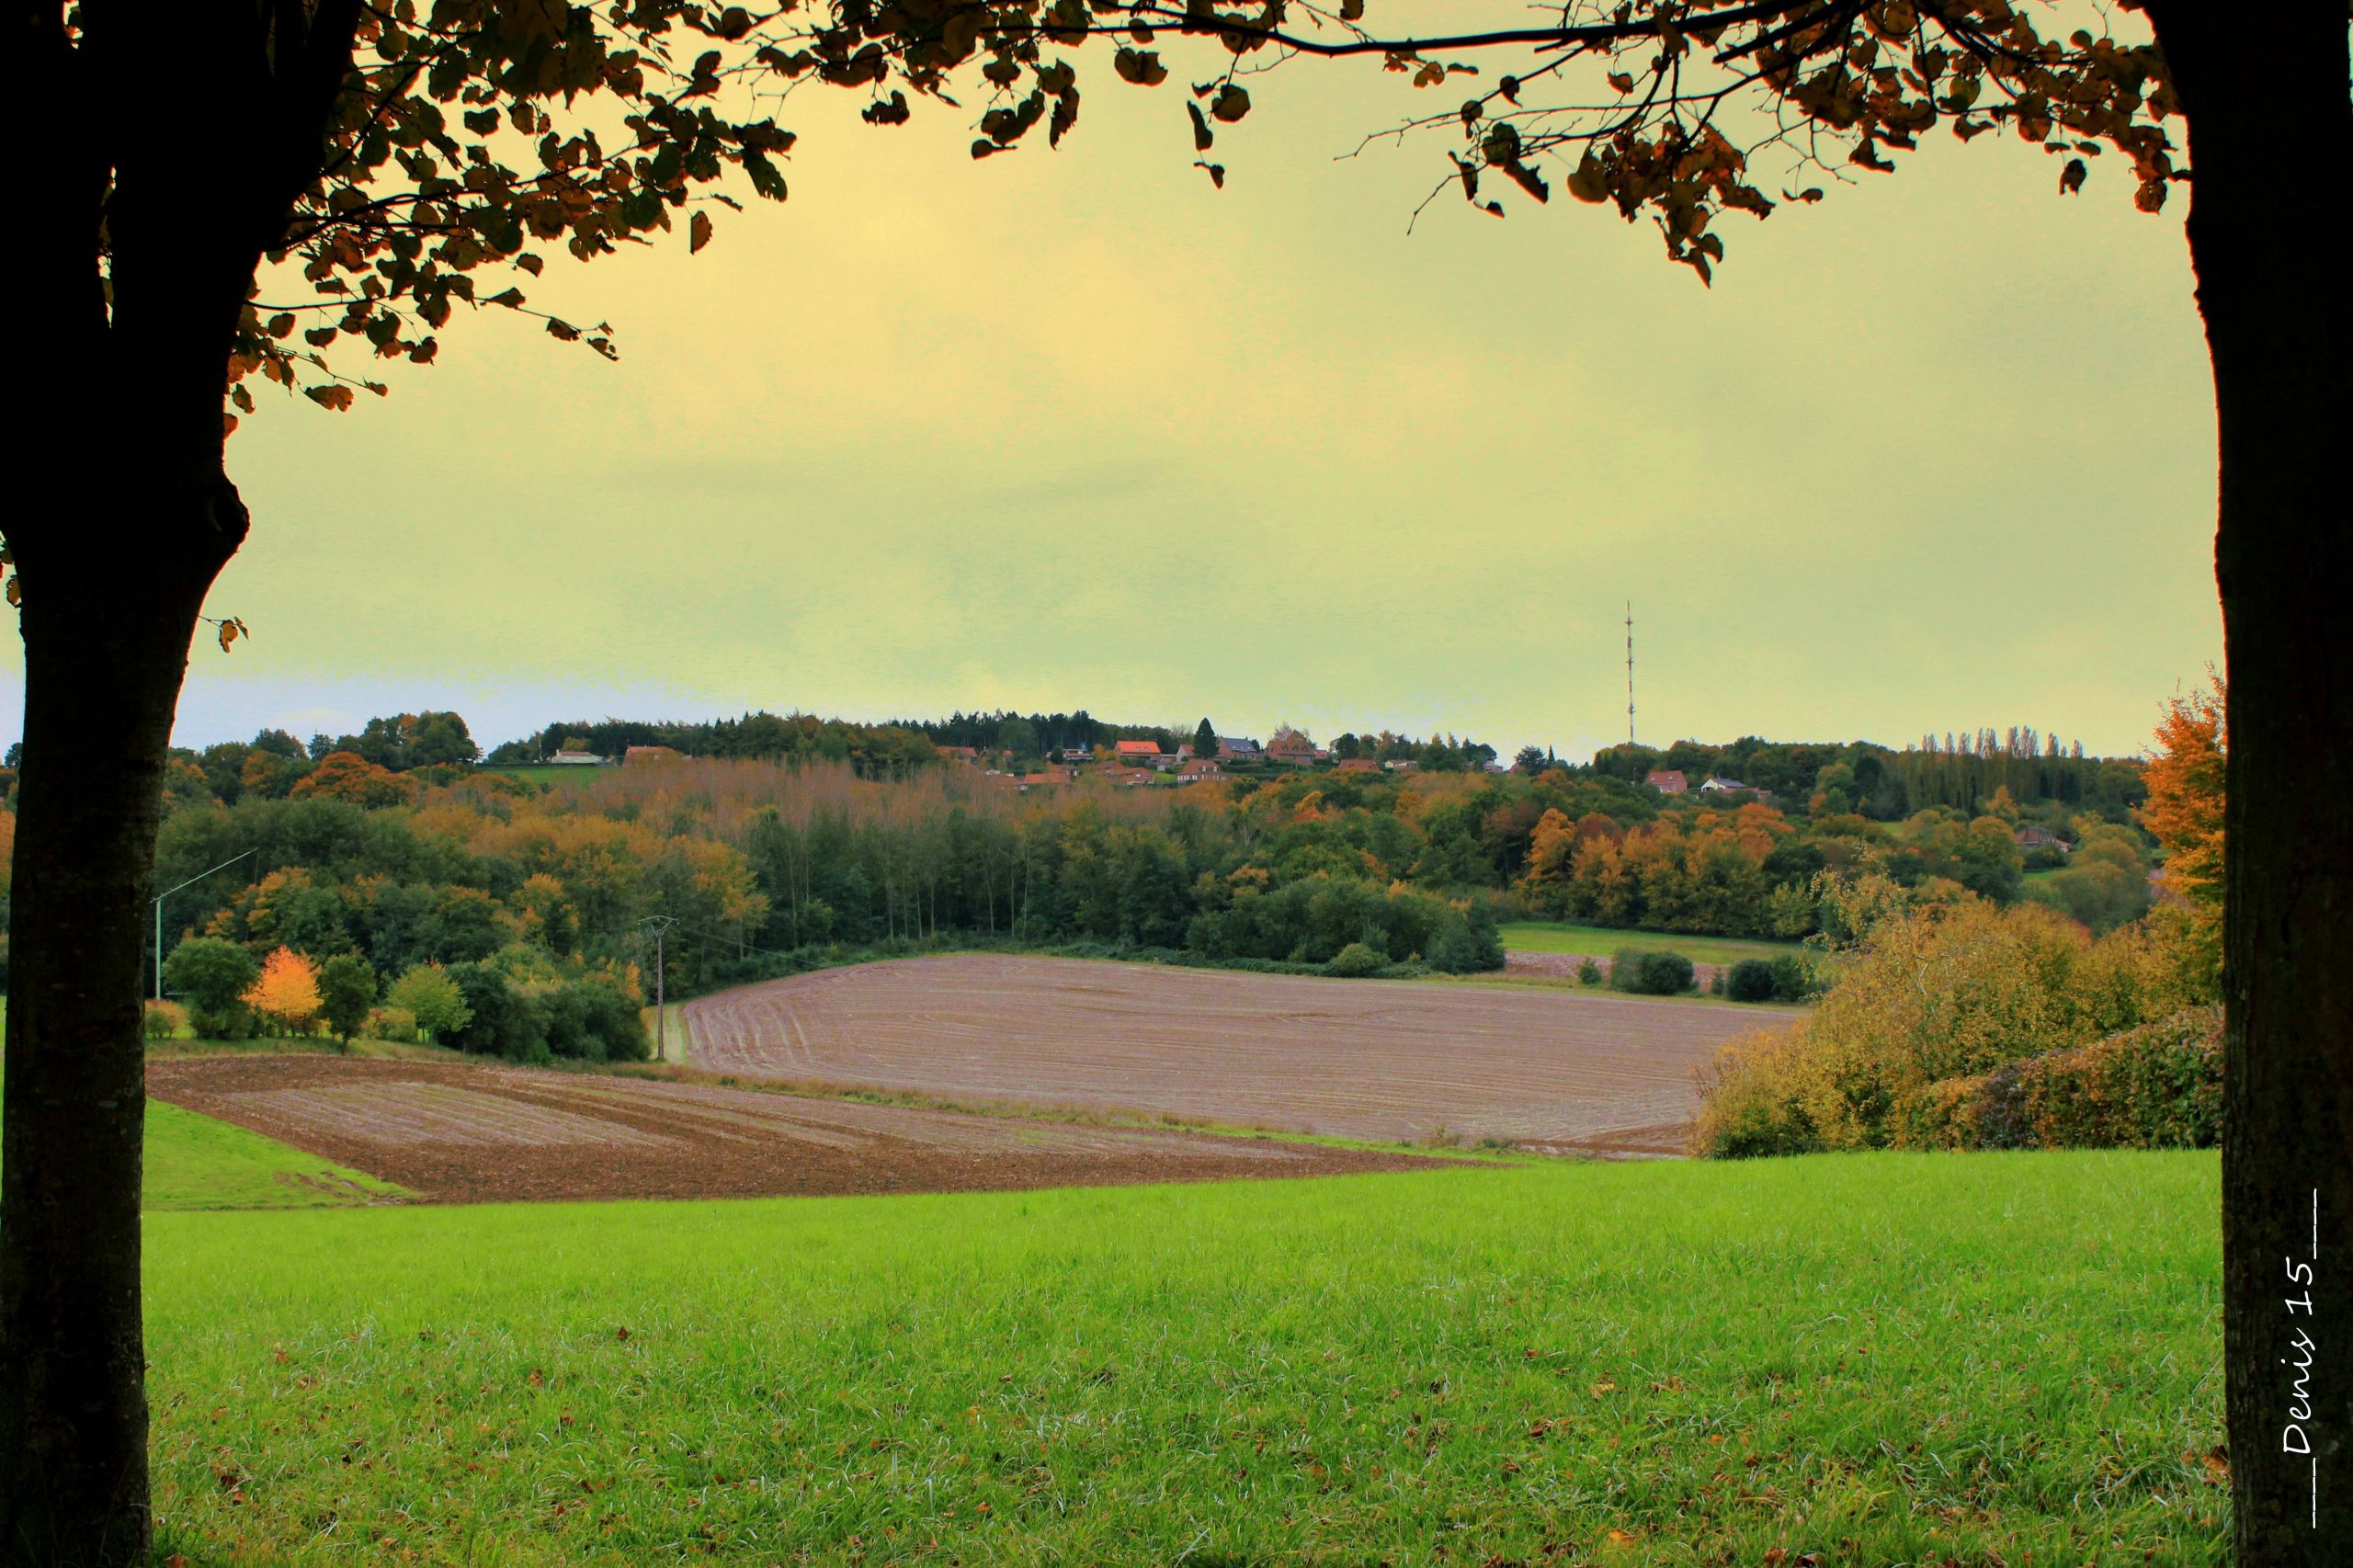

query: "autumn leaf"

left=2060, top=157, right=2088, bottom=195
left=1211, top=84, right=1251, bottom=123
left=1114, top=48, right=1168, bottom=87
left=690, top=210, right=714, bottom=253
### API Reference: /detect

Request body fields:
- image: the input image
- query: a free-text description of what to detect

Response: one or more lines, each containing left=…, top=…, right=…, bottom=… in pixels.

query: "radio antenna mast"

left=1624, top=601, right=1636, bottom=747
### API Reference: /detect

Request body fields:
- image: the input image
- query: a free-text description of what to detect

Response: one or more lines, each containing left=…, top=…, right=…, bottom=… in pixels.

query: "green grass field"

left=144, top=1151, right=2224, bottom=1565
left=1499, top=922, right=1804, bottom=968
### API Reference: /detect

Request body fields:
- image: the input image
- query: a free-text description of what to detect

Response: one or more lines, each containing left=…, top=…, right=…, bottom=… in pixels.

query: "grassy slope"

left=142, top=1100, right=409, bottom=1210
left=146, top=1152, right=2224, bottom=1565
left=1500, top=921, right=1803, bottom=968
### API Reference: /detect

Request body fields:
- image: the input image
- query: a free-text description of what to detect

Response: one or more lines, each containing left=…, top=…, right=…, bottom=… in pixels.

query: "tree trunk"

left=0, top=481, right=246, bottom=1568
left=2153, top=5, right=2353, bottom=1562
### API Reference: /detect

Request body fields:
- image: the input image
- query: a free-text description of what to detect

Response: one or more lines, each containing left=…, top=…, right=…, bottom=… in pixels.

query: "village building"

left=1336, top=757, right=1381, bottom=774
left=1382, top=758, right=1419, bottom=773
left=624, top=744, right=687, bottom=767
left=1699, top=776, right=1752, bottom=794
left=547, top=750, right=605, bottom=767
left=2014, top=824, right=2075, bottom=854
left=1218, top=736, right=1264, bottom=762
left=1266, top=727, right=1319, bottom=766
left=936, top=744, right=981, bottom=763
left=1646, top=769, right=1688, bottom=794
left=1114, top=739, right=1169, bottom=767
left=1176, top=758, right=1226, bottom=783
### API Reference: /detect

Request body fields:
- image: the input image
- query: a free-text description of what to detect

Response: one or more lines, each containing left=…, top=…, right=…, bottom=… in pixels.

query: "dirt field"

left=686, top=956, right=1798, bottom=1153
left=145, top=1056, right=1442, bottom=1205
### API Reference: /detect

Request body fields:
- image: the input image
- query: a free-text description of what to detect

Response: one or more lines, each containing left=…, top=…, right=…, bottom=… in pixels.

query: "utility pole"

left=152, top=848, right=257, bottom=1000
left=639, top=915, right=678, bottom=1062
left=1625, top=600, right=1637, bottom=747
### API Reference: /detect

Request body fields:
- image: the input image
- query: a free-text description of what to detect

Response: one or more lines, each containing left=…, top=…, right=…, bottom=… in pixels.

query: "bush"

left=1765, top=952, right=1813, bottom=1002
left=1610, top=948, right=1696, bottom=995
left=1575, top=957, right=1603, bottom=986
left=367, top=1006, right=417, bottom=1044
left=1693, top=892, right=2213, bottom=1157
left=142, top=1000, right=188, bottom=1041
left=1328, top=941, right=1388, bottom=978
left=1724, top=959, right=1779, bottom=1003
left=1896, top=1006, right=2222, bottom=1151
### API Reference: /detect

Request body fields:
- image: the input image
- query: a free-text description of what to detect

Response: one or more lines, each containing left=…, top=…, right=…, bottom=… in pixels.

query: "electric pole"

left=1625, top=600, right=1637, bottom=747
left=639, top=915, right=678, bottom=1062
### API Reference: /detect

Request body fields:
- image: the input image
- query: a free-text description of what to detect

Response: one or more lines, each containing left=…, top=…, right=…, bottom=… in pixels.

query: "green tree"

left=385, top=962, right=471, bottom=1047
left=314, top=953, right=378, bottom=1050
left=158, top=937, right=260, bottom=1040
left=1191, top=717, right=1217, bottom=757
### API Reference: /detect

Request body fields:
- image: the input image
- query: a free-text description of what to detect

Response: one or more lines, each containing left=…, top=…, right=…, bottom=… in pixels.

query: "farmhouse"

left=1383, top=758, right=1419, bottom=773
left=1218, top=736, right=1264, bottom=762
left=1018, top=768, right=1070, bottom=790
left=2015, top=824, right=2074, bottom=853
left=1176, top=758, right=1227, bottom=783
left=1100, top=766, right=1157, bottom=787
left=1336, top=757, right=1381, bottom=774
left=624, top=744, right=687, bottom=767
left=1699, top=776, right=1752, bottom=794
left=545, top=750, right=605, bottom=767
left=1266, top=727, right=1319, bottom=766
left=1646, top=769, right=1688, bottom=794
left=936, top=744, right=981, bottom=763
left=1114, top=739, right=1169, bottom=767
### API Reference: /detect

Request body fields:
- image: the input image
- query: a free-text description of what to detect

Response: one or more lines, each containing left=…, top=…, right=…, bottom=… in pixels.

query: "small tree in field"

left=242, top=948, right=323, bottom=1037
left=159, top=937, right=261, bottom=1041
left=315, top=954, right=379, bottom=1051
left=387, top=962, right=472, bottom=1047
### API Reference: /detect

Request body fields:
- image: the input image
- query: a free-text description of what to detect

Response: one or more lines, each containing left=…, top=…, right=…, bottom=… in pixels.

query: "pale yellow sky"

left=9, top=46, right=2220, bottom=758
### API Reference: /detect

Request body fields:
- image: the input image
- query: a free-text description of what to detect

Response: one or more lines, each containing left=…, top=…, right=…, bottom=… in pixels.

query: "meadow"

left=1498, top=922, right=1805, bottom=969
left=145, top=1151, right=2225, bottom=1565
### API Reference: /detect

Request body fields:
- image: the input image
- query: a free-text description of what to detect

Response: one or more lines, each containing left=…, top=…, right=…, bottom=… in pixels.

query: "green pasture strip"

left=2, top=1068, right=407, bottom=1210
left=142, top=1101, right=412, bottom=1211
left=1499, top=921, right=1804, bottom=968
left=145, top=1151, right=2223, bottom=1566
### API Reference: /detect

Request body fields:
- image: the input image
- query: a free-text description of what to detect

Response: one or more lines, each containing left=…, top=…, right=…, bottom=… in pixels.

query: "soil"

left=685, top=955, right=1796, bottom=1154
left=144, top=1054, right=1448, bottom=1206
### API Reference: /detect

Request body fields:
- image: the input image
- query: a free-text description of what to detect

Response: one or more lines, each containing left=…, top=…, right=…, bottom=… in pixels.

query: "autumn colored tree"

left=241, top=948, right=323, bottom=1036
left=288, top=749, right=415, bottom=808
left=2144, top=675, right=2226, bottom=911
left=386, top=961, right=472, bottom=1045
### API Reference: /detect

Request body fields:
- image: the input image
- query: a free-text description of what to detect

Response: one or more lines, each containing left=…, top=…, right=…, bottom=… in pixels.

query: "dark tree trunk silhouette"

left=2151, top=4, right=2351, bottom=1562
left=0, top=484, right=244, bottom=1566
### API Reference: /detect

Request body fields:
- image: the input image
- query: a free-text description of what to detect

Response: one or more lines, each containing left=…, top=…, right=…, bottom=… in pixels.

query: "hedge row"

left=1895, top=1006, right=2222, bottom=1151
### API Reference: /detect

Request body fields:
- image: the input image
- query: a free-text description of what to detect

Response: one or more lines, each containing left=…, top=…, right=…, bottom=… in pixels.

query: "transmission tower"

left=1624, top=601, right=1636, bottom=747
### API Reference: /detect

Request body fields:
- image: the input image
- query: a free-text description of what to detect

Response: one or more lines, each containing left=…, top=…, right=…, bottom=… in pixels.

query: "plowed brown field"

left=144, top=1056, right=1442, bottom=1204
left=685, top=956, right=1797, bottom=1153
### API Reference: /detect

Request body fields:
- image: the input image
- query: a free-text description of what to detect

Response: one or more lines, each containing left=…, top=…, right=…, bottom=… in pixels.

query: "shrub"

left=367, top=1006, right=418, bottom=1044
left=1611, top=949, right=1696, bottom=995
left=1575, top=957, right=1603, bottom=986
left=1765, top=952, right=1813, bottom=1002
left=1328, top=941, right=1388, bottom=978
left=1694, top=892, right=2211, bottom=1156
left=1724, top=959, right=1779, bottom=1003
left=1688, top=1031, right=1820, bottom=1158
left=1896, top=1006, right=2222, bottom=1152
left=142, top=1000, right=188, bottom=1041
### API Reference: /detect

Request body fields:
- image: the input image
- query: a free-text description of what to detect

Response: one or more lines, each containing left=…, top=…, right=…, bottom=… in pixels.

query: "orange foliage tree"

left=241, top=948, right=322, bottom=1037
left=2143, top=675, right=2226, bottom=910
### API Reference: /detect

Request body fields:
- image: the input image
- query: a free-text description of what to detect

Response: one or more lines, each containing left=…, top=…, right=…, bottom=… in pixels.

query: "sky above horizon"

left=6, top=40, right=2221, bottom=761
